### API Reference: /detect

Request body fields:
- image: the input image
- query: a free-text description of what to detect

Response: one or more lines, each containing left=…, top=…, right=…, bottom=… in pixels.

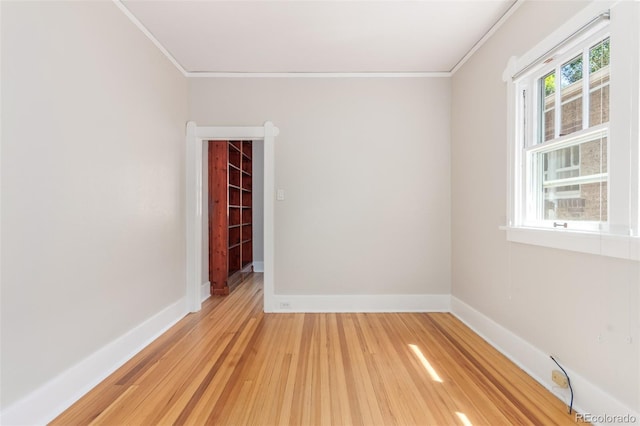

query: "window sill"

left=499, top=226, right=640, bottom=261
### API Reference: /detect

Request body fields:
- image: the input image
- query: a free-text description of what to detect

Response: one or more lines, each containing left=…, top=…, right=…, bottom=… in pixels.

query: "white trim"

left=262, top=122, right=276, bottom=313
left=451, top=297, right=640, bottom=425
left=112, top=0, right=187, bottom=76
left=525, top=125, right=609, bottom=154
left=0, top=2, right=3, bottom=372
left=252, top=261, right=264, bottom=273
left=201, top=281, right=211, bottom=302
left=186, top=72, right=451, bottom=78
left=195, top=126, right=278, bottom=140
left=271, top=294, right=450, bottom=313
left=185, top=122, right=199, bottom=312
left=542, top=173, right=608, bottom=189
left=0, top=298, right=187, bottom=426
left=500, top=226, right=640, bottom=261
left=451, top=0, right=525, bottom=75
left=186, top=122, right=277, bottom=314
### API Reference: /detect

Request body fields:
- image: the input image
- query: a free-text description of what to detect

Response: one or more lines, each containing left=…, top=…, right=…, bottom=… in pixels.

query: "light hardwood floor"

left=53, top=274, right=582, bottom=425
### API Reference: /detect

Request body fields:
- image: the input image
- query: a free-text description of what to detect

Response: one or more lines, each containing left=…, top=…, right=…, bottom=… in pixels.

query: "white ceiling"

left=121, top=0, right=517, bottom=74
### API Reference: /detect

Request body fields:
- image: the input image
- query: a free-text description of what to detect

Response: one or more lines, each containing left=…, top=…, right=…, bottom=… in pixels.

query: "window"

left=504, top=2, right=640, bottom=260
left=520, top=33, right=610, bottom=231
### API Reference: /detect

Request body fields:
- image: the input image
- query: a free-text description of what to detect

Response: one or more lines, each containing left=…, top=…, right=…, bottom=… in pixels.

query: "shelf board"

left=228, top=242, right=241, bottom=249
left=229, top=184, right=242, bottom=191
left=228, top=163, right=241, bottom=172
left=241, top=239, right=252, bottom=244
left=229, top=224, right=241, bottom=229
left=229, top=204, right=241, bottom=209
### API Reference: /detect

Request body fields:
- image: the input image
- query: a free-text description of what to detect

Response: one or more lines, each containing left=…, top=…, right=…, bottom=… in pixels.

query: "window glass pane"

left=540, top=135, right=607, bottom=221
left=589, top=38, right=610, bottom=126
left=589, top=38, right=610, bottom=73
left=561, top=54, right=583, bottom=86
left=560, top=55, right=583, bottom=136
left=540, top=71, right=555, bottom=142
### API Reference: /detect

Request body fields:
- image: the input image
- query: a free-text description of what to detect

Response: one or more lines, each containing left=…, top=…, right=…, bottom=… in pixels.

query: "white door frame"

left=185, top=121, right=278, bottom=313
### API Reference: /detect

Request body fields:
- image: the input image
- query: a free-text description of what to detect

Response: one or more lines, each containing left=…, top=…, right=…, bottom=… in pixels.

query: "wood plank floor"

left=53, top=274, right=582, bottom=425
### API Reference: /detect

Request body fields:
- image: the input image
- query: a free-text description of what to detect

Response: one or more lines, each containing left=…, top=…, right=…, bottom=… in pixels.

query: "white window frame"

left=520, top=30, right=610, bottom=232
left=502, top=1, right=640, bottom=261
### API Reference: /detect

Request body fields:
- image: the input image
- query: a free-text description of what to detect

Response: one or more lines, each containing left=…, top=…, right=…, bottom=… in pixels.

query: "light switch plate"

left=277, top=189, right=285, bottom=201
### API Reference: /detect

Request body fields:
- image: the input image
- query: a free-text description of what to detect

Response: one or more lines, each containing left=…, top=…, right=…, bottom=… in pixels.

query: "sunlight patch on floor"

left=408, top=344, right=443, bottom=383
left=455, top=411, right=473, bottom=426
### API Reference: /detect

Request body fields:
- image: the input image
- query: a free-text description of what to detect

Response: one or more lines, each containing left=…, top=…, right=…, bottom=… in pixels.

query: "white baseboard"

left=252, top=261, right=264, bottom=272
left=0, top=298, right=187, bottom=426
left=451, top=297, right=639, bottom=425
left=201, top=281, right=211, bottom=302
left=270, top=293, right=450, bottom=313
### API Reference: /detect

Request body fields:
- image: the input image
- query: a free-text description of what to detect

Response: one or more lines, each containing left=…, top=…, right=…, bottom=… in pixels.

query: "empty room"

left=1, top=0, right=639, bottom=425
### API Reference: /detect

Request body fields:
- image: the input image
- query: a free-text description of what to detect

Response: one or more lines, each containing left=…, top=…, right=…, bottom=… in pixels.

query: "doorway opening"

left=185, top=121, right=278, bottom=313
left=204, top=139, right=264, bottom=296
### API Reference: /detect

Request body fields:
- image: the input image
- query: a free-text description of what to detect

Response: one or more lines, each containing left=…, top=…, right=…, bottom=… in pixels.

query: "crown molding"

left=186, top=71, right=451, bottom=78
left=112, top=0, right=187, bottom=76
left=450, top=0, right=524, bottom=75
left=115, top=0, right=522, bottom=79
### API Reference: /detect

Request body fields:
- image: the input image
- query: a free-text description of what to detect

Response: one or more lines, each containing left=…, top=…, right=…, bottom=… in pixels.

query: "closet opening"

left=185, top=122, right=278, bottom=313
left=204, top=140, right=264, bottom=296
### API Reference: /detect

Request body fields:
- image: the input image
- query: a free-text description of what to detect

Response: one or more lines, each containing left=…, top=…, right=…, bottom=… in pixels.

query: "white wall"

left=189, top=77, right=451, bottom=297
left=1, top=0, right=187, bottom=411
left=451, top=0, right=639, bottom=414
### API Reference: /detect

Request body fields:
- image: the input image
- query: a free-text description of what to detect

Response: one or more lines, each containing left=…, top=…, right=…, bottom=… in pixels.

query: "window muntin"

left=522, top=35, right=610, bottom=230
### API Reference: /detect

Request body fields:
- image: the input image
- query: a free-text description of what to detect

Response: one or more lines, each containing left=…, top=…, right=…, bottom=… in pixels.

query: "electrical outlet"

left=279, top=302, right=291, bottom=309
left=552, top=370, right=568, bottom=388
